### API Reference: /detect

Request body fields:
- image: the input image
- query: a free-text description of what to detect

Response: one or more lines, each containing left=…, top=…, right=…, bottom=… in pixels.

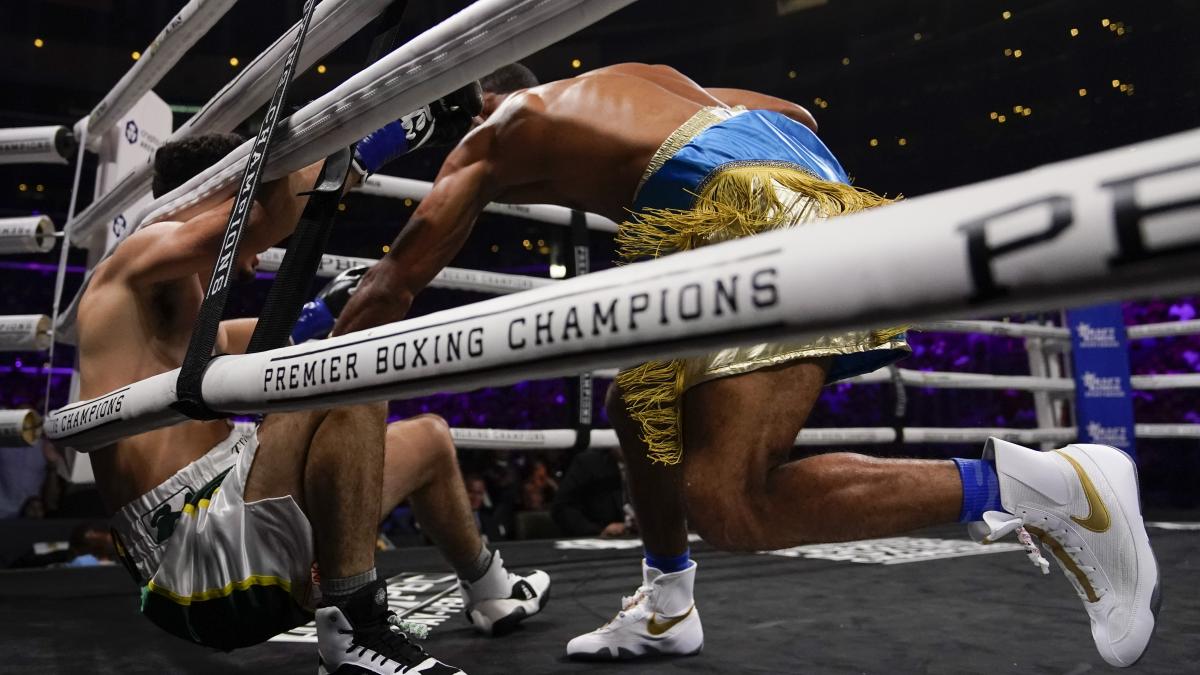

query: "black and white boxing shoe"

left=458, top=551, right=551, bottom=636
left=317, top=579, right=465, bottom=675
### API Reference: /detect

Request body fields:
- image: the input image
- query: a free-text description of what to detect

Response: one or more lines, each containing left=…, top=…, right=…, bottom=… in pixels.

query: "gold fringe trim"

left=616, top=164, right=896, bottom=465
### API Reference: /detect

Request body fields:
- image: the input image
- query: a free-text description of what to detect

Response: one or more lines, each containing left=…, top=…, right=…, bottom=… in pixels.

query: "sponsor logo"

left=1075, top=322, right=1121, bottom=349
left=766, top=536, right=1023, bottom=565
left=112, top=214, right=127, bottom=239
left=271, top=573, right=464, bottom=643
left=124, top=120, right=139, bottom=144
left=140, top=486, right=194, bottom=545
left=1054, top=450, right=1112, bottom=533
left=1081, top=371, right=1126, bottom=398
left=1085, top=421, right=1131, bottom=449
left=647, top=607, right=693, bottom=636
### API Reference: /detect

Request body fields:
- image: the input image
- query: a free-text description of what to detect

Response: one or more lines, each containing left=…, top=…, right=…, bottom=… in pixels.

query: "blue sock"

left=951, top=458, right=1002, bottom=523
left=644, top=548, right=690, bottom=574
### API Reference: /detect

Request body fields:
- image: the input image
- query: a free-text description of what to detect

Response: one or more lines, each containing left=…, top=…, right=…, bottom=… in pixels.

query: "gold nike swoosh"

left=1054, top=450, right=1111, bottom=533
left=646, top=606, right=693, bottom=636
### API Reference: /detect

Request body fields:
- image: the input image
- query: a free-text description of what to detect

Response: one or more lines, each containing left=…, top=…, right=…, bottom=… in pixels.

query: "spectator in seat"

left=552, top=447, right=628, bottom=537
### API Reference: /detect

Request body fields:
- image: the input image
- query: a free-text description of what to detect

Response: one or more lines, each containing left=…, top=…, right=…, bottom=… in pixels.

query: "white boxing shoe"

left=458, top=551, right=550, bottom=636
left=969, top=439, right=1161, bottom=668
left=566, top=560, right=703, bottom=661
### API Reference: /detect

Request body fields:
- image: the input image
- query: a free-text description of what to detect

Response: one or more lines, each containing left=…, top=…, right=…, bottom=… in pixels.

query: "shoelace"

left=1027, top=524, right=1106, bottom=603
left=341, top=613, right=431, bottom=673
left=618, top=584, right=654, bottom=617
left=1014, top=526, right=1052, bottom=575
left=975, top=511, right=1105, bottom=603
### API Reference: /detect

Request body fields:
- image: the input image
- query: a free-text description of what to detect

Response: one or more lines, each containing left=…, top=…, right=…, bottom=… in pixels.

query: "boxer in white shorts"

left=77, top=124, right=548, bottom=673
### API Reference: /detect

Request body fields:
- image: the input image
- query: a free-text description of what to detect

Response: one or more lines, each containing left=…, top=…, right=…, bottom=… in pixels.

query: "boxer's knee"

left=683, top=442, right=817, bottom=551
left=683, top=464, right=765, bottom=551
left=387, top=414, right=456, bottom=473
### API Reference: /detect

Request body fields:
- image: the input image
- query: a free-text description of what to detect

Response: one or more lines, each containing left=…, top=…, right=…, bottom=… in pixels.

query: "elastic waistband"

left=636, top=106, right=745, bottom=200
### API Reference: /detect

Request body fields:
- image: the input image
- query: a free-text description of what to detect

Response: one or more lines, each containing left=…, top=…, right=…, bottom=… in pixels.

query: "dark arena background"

left=1, top=1, right=1197, bottom=673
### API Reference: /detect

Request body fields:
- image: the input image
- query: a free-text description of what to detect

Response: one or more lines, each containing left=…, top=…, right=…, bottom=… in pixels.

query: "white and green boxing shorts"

left=110, top=422, right=316, bottom=650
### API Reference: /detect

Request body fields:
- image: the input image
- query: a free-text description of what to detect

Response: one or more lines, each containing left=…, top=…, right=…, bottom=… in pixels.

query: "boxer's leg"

left=247, top=403, right=386, bottom=579
left=380, top=415, right=480, bottom=570
left=681, top=358, right=960, bottom=552
left=380, top=415, right=550, bottom=636
left=565, top=384, right=701, bottom=661
left=605, top=382, right=690, bottom=560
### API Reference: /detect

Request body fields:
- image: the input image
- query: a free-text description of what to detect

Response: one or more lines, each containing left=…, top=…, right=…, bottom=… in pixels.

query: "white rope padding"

left=66, top=0, right=395, bottom=242
left=448, top=426, right=1079, bottom=449
left=0, top=409, right=42, bottom=446
left=356, top=175, right=620, bottom=233
left=0, top=315, right=51, bottom=352
left=1130, top=373, right=1200, bottom=390
left=0, top=126, right=71, bottom=165
left=78, top=0, right=239, bottom=151
left=256, top=247, right=555, bottom=294
left=1136, top=424, right=1200, bottom=439
left=848, top=367, right=1076, bottom=392
left=0, top=216, right=57, bottom=254
left=917, top=320, right=1069, bottom=340
left=44, top=124, right=1200, bottom=450
left=136, top=0, right=639, bottom=229
left=1127, top=319, right=1200, bottom=339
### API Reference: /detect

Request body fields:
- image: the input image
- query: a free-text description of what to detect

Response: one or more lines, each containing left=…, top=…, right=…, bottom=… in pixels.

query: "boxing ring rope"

left=65, top=0, right=397, bottom=244
left=848, top=368, right=1076, bottom=392
left=0, top=409, right=42, bottom=446
left=445, top=426, right=1080, bottom=450
left=356, top=175, right=620, bottom=233
left=0, top=126, right=76, bottom=165
left=256, top=248, right=556, bottom=295
left=54, top=0, right=635, bottom=342
left=43, top=123, right=1200, bottom=449
left=1127, top=319, right=1200, bottom=339
left=77, top=0, right=239, bottom=151
left=133, top=0, right=639, bottom=232
left=0, top=315, right=52, bottom=352
left=0, top=217, right=58, bottom=255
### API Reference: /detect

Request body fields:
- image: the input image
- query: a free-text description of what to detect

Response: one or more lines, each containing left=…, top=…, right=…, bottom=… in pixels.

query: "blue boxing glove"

left=290, top=266, right=369, bottom=343
left=353, top=81, right=484, bottom=173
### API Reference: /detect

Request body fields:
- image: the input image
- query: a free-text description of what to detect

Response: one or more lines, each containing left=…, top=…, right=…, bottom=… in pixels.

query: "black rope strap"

left=889, top=364, right=909, bottom=446
left=244, top=149, right=350, bottom=353
left=172, top=0, right=321, bottom=420
left=245, top=1, right=410, bottom=354
left=566, top=209, right=593, bottom=450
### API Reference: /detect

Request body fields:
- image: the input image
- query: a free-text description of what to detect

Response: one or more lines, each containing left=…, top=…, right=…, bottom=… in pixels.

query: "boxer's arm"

left=332, top=131, right=498, bottom=336
left=216, top=318, right=258, bottom=354
left=704, top=87, right=817, bottom=131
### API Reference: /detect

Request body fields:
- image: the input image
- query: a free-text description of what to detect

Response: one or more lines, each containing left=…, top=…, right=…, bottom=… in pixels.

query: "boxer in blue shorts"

left=334, top=63, right=1159, bottom=668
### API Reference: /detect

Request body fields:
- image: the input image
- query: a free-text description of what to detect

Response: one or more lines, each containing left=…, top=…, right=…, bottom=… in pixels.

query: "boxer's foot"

left=459, top=550, right=551, bottom=636
left=317, top=579, right=464, bottom=675
left=566, top=560, right=703, bottom=660
left=970, top=439, right=1160, bottom=668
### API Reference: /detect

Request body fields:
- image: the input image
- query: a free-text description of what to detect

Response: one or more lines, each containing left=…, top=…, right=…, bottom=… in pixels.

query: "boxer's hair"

left=152, top=132, right=246, bottom=198
left=480, top=63, right=538, bottom=94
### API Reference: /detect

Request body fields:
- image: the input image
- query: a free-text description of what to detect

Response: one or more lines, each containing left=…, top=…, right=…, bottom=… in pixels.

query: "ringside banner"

left=1067, top=303, right=1137, bottom=457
